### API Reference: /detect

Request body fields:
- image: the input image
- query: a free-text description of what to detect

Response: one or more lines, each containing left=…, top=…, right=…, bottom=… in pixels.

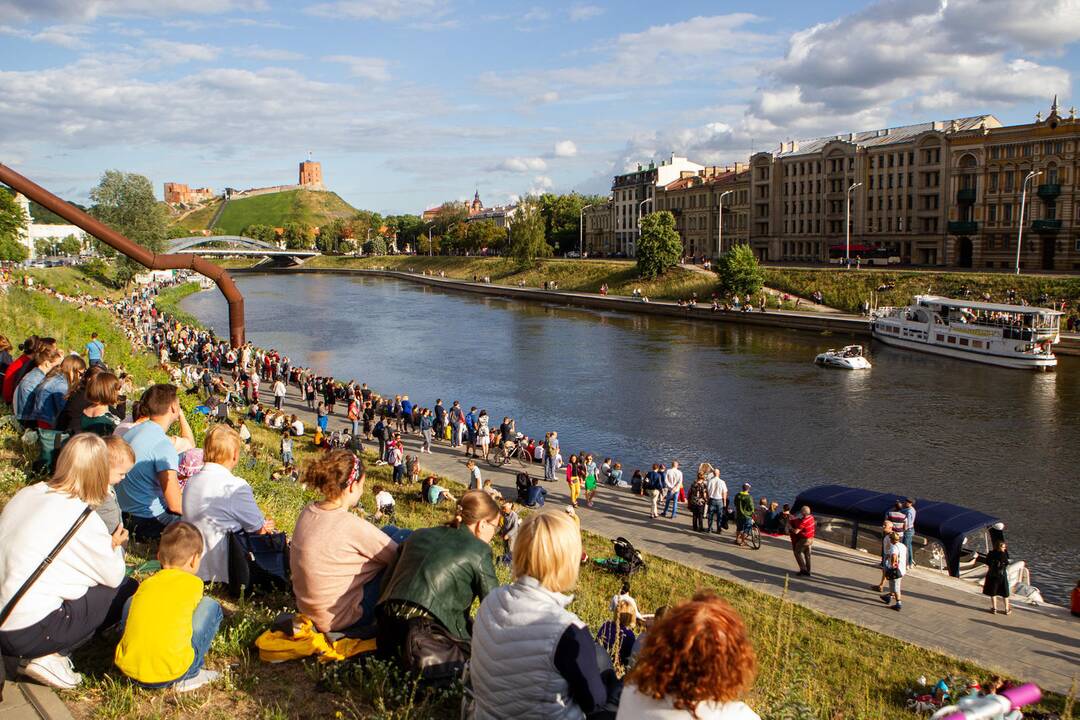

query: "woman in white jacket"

left=182, top=424, right=272, bottom=584
left=0, top=434, right=137, bottom=690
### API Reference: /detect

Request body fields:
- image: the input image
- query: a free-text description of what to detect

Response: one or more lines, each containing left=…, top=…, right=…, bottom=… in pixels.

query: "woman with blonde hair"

left=377, top=490, right=500, bottom=677
left=0, top=434, right=137, bottom=690
left=182, top=424, right=273, bottom=585
left=617, top=592, right=759, bottom=719
left=470, top=511, right=617, bottom=720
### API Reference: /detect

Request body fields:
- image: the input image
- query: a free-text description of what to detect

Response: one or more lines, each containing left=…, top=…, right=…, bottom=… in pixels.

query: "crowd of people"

left=0, top=282, right=773, bottom=719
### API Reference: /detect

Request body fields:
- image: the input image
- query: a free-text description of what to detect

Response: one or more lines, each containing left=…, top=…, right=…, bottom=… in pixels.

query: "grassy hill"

left=169, top=199, right=223, bottom=233
left=213, top=189, right=357, bottom=235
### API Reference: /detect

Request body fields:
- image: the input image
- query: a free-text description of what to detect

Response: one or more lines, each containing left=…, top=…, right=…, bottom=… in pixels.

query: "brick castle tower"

left=299, top=160, right=323, bottom=189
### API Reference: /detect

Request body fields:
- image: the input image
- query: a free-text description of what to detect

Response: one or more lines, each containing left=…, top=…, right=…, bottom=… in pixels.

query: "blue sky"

left=1, top=0, right=1078, bottom=214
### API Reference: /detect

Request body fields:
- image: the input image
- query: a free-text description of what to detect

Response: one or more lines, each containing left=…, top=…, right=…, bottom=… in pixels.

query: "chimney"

left=932, top=121, right=943, bottom=131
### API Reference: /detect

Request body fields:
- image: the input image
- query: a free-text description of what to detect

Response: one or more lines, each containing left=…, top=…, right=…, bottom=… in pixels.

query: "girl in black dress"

left=982, top=540, right=1011, bottom=614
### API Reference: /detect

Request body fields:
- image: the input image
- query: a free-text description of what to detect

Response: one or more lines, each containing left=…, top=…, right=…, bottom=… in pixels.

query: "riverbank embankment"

left=235, top=265, right=1080, bottom=356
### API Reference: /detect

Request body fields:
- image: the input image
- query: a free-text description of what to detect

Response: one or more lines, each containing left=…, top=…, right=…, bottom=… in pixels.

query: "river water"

left=183, top=272, right=1080, bottom=603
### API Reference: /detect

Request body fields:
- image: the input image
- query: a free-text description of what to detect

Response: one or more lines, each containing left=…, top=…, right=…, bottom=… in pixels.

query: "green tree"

left=387, top=214, right=425, bottom=252
left=59, top=234, right=83, bottom=256
left=0, top=188, right=29, bottom=261
left=509, top=199, right=552, bottom=263
left=716, top=243, right=765, bottom=295
left=89, top=170, right=167, bottom=284
left=166, top=225, right=191, bottom=240
left=636, top=211, right=682, bottom=279
left=282, top=222, right=315, bottom=250
left=469, top=219, right=507, bottom=255
left=363, top=235, right=387, bottom=256
left=242, top=224, right=277, bottom=245
left=35, top=238, right=53, bottom=257
left=538, top=192, right=609, bottom=254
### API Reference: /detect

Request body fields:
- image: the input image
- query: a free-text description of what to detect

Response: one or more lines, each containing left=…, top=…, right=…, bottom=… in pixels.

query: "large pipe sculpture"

left=1, top=163, right=245, bottom=348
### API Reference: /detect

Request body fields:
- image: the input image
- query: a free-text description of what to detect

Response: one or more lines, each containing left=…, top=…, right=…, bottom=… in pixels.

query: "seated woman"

left=0, top=434, right=138, bottom=690
left=470, top=511, right=618, bottom=719
left=421, top=475, right=455, bottom=505
left=79, top=371, right=123, bottom=437
left=290, top=450, right=399, bottom=636
left=376, top=490, right=499, bottom=675
left=616, top=592, right=760, bottom=719
left=27, top=354, right=87, bottom=469
left=182, top=425, right=273, bottom=585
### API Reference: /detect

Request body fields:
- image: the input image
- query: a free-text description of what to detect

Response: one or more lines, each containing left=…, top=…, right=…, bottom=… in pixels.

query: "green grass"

left=764, top=267, right=1080, bottom=316
left=23, top=265, right=124, bottom=300
left=4, top=272, right=1074, bottom=720
left=154, top=282, right=203, bottom=326
left=169, top=200, right=223, bottom=233
left=214, top=190, right=357, bottom=235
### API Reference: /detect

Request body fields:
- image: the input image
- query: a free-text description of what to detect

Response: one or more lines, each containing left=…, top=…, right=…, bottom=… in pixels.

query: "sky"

left=1, top=0, right=1079, bottom=215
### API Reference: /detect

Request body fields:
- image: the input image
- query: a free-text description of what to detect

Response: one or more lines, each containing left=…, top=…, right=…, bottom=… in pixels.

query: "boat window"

left=959, top=337, right=969, bottom=346
left=947, top=336, right=956, bottom=344
left=914, top=309, right=930, bottom=323
left=936, top=334, right=944, bottom=342
left=815, top=515, right=858, bottom=548
left=973, top=340, right=983, bottom=349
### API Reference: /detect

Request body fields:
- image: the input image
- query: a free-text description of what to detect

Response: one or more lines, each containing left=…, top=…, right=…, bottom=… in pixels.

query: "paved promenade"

left=273, top=390, right=1080, bottom=695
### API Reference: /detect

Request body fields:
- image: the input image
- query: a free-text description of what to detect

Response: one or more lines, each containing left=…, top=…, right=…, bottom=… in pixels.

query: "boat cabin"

left=793, top=484, right=1005, bottom=579
left=912, top=296, right=1061, bottom=341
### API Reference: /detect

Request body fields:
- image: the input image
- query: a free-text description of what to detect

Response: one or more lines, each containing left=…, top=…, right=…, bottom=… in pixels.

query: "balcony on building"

left=956, top=188, right=976, bottom=204
left=1036, top=183, right=1061, bottom=200
left=1031, top=219, right=1062, bottom=234
left=947, top=220, right=978, bottom=235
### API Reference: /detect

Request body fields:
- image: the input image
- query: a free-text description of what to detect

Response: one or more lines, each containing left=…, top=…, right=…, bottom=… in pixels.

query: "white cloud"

left=496, top=156, right=547, bottom=173
left=0, top=0, right=267, bottom=23
left=553, top=140, right=578, bottom=158
left=306, top=0, right=450, bottom=22
left=761, top=0, right=1075, bottom=135
left=233, top=46, right=305, bottom=61
left=323, top=54, right=391, bottom=82
left=522, top=6, right=549, bottom=22
left=143, top=39, right=220, bottom=62
left=528, top=174, right=554, bottom=194
left=568, top=4, right=603, bottom=22
left=0, top=23, right=92, bottom=48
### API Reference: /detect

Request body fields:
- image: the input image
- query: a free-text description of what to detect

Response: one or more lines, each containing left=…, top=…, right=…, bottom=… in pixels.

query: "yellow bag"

left=444, top=425, right=452, bottom=440
left=255, top=614, right=375, bottom=664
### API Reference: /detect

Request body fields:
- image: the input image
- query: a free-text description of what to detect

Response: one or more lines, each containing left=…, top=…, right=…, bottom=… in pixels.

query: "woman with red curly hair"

left=616, top=592, right=760, bottom=719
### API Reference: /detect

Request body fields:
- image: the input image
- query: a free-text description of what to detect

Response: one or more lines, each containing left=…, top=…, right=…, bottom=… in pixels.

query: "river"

left=182, top=272, right=1080, bottom=603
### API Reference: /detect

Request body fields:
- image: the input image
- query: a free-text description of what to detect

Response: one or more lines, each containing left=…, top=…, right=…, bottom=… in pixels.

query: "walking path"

left=0, top=682, right=72, bottom=720
left=273, top=390, right=1080, bottom=696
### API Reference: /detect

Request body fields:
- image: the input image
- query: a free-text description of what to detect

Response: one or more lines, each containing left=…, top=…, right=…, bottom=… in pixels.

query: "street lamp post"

left=845, top=181, right=863, bottom=267
left=716, top=190, right=733, bottom=257
left=579, top=203, right=595, bottom=258
left=1015, top=170, right=1041, bottom=275
left=637, top=196, right=654, bottom=255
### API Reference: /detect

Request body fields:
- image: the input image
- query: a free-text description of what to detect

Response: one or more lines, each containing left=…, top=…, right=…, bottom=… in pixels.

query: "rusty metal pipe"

left=0, top=163, right=245, bottom=348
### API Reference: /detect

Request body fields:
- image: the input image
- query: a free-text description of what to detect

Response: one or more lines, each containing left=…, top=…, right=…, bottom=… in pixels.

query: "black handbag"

left=404, top=617, right=470, bottom=689
left=226, top=529, right=291, bottom=597
left=0, top=507, right=93, bottom=700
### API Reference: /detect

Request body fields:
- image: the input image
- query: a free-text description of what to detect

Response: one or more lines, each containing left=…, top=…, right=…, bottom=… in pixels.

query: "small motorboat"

left=815, top=345, right=871, bottom=370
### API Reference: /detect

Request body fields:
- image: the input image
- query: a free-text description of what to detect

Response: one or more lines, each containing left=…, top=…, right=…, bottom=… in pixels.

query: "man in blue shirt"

left=117, top=384, right=184, bottom=540
left=85, top=332, right=105, bottom=368
left=902, top=498, right=917, bottom=568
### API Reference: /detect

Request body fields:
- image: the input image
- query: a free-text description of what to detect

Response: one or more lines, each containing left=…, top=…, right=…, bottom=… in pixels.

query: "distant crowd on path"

left=0, top=283, right=768, bottom=720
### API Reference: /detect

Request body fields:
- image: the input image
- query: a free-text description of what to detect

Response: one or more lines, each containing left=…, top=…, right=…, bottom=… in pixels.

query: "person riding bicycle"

left=734, top=483, right=755, bottom=547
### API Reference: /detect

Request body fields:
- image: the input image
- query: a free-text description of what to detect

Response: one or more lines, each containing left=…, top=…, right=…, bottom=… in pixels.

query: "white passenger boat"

left=872, top=296, right=1062, bottom=370
left=815, top=345, right=871, bottom=370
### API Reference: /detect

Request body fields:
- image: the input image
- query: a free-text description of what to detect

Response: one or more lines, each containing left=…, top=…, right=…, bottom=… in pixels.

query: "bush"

left=716, top=243, right=765, bottom=296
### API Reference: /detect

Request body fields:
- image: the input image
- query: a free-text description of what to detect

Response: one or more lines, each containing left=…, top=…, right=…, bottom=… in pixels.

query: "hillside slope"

left=213, top=189, right=357, bottom=235
left=169, top=198, right=223, bottom=233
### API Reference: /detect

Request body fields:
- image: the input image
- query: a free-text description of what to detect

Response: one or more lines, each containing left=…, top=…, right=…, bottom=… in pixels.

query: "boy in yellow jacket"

left=114, top=522, right=223, bottom=691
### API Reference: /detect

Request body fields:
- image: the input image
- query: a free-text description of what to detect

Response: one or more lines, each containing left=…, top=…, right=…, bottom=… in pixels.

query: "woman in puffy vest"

left=470, top=511, right=618, bottom=720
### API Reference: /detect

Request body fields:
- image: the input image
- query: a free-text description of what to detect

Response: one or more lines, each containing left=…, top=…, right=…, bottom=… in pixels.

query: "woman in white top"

left=182, top=425, right=273, bottom=584
left=0, top=435, right=137, bottom=690
left=616, top=592, right=760, bottom=720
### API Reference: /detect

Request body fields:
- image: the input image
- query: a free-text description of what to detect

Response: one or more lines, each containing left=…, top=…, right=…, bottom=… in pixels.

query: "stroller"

left=515, top=472, right=531, bottom=504
left=593, top=537, right=646, bottom=577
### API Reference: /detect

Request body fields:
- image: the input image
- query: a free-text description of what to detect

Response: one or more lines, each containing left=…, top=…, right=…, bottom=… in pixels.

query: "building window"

left=1003, top=204, right=1013, bottom=223
left=990, top=147, right=1000, bottom=159
left=988, top=205, right=997, bottom=223
left=989, top=174, right=998, bottom=192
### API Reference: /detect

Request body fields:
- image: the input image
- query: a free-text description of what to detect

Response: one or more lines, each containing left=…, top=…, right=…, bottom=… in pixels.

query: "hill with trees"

left=168, top=189, right=358, bottom=236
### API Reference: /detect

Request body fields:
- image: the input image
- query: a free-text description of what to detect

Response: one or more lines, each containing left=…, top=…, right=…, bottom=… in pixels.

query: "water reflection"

left=183, top=273, right=1080, bottom=602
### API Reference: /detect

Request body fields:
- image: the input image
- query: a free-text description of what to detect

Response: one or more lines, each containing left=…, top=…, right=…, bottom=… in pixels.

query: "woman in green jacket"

left=376, top=490, right=500, bottom=681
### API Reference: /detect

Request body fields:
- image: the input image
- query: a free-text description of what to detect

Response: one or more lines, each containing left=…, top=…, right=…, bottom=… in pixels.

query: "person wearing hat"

left=901, top=497, right=916, bottom=568
left=734, top=483, right=755, bottom=546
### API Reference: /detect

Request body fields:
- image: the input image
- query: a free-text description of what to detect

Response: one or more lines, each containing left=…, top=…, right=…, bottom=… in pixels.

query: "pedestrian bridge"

left=168, top=236, right=316, bottom=266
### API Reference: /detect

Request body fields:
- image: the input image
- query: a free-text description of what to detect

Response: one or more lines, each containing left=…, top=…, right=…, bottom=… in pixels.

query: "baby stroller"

left=515, top=472, right=531, bottom=504
left=593, top=537, right=646, bottom=577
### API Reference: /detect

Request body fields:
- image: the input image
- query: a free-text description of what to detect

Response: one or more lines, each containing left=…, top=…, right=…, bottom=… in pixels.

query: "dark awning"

left=793, top=484, right=1000, bottom=577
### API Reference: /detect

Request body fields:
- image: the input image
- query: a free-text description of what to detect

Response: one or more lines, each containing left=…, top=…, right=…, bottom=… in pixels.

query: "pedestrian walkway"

left=272, top=389, right=1080, bottom=696
left=0, top=681, right=73, bottom=720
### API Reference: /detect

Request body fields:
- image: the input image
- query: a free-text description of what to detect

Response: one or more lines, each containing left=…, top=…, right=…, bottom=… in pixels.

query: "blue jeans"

left=544, top=454, right=557, bottom=481
left=122, top=596, right=223, bottom=688
left=902, top=529, right=914, bottom=567
left=663, top=489, right=680, bottom=518
left=706, top=499, right=724, bottom=532
left=340, top=525, right=411, bottom=637
left=282, top=451, right=294, bottom=465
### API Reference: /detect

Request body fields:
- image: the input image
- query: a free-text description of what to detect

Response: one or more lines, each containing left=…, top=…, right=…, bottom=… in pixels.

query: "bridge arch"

left=168, top=235, right=281, bottom=253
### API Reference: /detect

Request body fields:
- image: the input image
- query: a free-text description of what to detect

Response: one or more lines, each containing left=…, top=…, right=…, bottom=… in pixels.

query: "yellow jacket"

left=255, top=614, right=374, bottom=663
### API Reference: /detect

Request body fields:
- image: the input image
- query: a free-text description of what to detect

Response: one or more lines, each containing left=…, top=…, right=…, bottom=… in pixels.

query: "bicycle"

left=489, top=440, right=532, bottom=469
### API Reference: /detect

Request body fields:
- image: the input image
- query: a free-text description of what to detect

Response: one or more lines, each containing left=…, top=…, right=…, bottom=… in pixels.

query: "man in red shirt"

left=2, top=336, right=40, bottom=405
left=789, top=505, right=817, bottom=577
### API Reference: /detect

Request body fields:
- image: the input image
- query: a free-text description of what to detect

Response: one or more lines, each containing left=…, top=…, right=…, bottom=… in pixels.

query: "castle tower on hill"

left=299, top=160, right=323, bottom=189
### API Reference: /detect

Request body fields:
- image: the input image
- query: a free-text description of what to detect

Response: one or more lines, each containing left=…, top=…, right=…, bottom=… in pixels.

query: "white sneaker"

left=21, top=653, right=82, bottom=690
left=172, top=668, right=220, bottom=693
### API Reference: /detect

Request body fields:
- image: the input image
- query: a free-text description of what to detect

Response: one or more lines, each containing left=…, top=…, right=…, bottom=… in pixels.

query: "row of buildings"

left=583, top=99, right=1080, bottom=271
left=421, top=190, right=519, bottom=228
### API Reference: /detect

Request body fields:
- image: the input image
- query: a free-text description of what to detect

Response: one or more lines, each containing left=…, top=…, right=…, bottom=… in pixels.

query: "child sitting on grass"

left=99, top=436, right=133, bottom=542
left=114, top=522, right=224, bottom=692
left=372, top=484, right=395, bottom=521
